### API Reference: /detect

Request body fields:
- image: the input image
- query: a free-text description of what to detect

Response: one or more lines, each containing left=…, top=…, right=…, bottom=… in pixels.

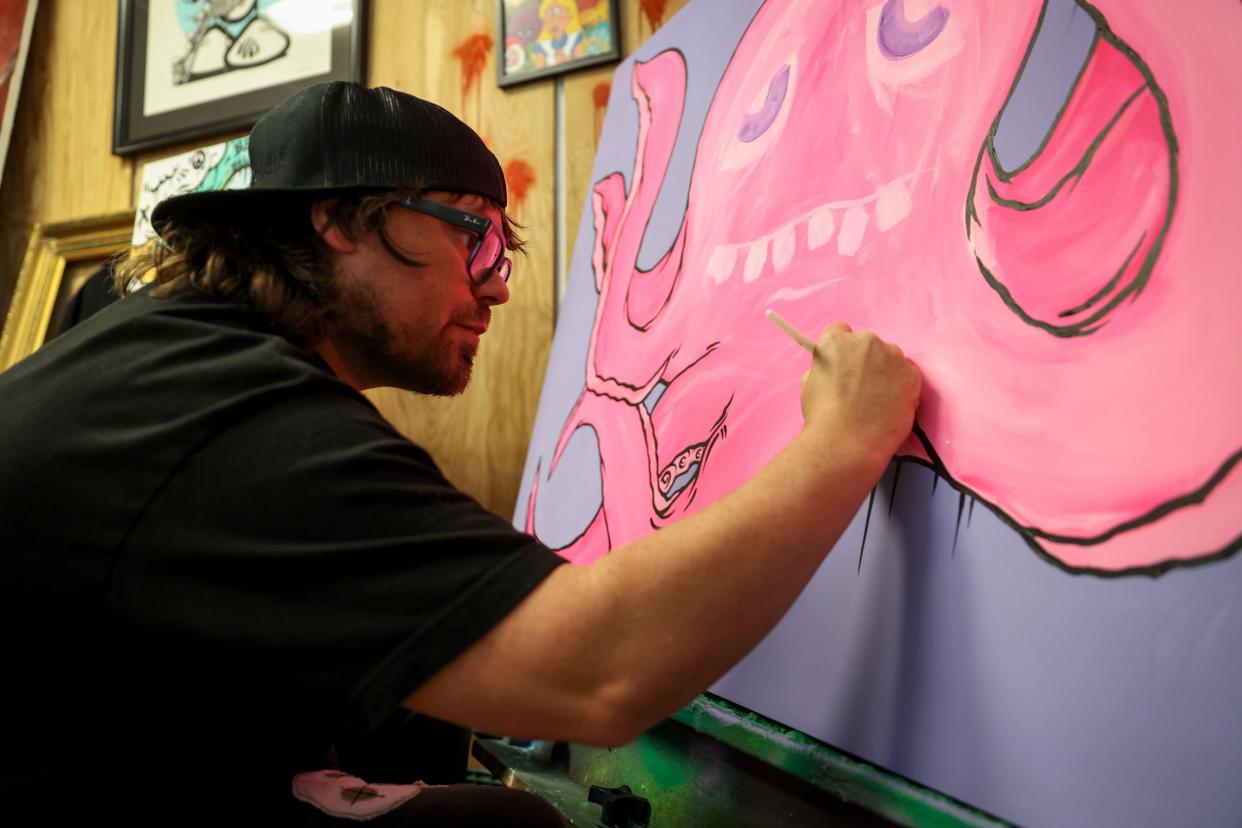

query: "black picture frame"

left=496, top=0, right=621, bottom=88
left=112, top=0, right=365, bottom=156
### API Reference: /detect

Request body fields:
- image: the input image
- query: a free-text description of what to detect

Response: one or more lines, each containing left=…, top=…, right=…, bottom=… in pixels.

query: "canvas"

left=516, top=0, right=1242, bottom=825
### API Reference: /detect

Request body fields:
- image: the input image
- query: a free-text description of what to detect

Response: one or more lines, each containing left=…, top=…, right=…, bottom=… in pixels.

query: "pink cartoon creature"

left=527, top=0, right=1242, bottom=575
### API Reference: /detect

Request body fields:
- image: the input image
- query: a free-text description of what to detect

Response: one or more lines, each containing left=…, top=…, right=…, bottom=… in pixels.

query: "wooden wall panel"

left=559, top=0, right=689, bottom=297
left=366, top=0, right=556, bottom=517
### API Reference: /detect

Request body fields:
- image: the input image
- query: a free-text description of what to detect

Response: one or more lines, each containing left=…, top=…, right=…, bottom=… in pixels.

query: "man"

left=0, top=82, right=920, bottom=823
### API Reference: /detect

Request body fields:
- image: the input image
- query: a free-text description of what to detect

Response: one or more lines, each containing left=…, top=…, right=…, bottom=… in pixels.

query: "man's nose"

left=473, top=268, right=510, bottom=306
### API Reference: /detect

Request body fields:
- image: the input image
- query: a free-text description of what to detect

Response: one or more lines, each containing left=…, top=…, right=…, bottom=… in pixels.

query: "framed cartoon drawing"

left=497, top=0, right=620, bottom=88
left=132, top=134, right=252, bottom=245
left=112, top=0, right=364, bottom=155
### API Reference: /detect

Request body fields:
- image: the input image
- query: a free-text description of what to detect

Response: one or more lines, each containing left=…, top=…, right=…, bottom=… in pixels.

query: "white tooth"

left=875, top=179, right=912, bottom=231
left=772, top=223, right=796, bottom=272
left=742, top=238, right=769, bottom=283
left=806, top=207, right=835, bottom=250
left=837, top=205, right=868, bottom=256
left=707, top=245, right=737, bottom=285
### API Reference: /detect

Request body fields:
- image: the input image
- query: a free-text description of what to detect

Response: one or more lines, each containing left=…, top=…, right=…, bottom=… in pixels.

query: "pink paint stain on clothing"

left=527, top=0, right=1242, bottom=574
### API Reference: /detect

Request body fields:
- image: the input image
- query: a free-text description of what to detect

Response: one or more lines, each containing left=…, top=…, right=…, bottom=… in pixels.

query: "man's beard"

left=333, top=288, right=476, bottom=396
left=376, top=337, right=475, bottom=396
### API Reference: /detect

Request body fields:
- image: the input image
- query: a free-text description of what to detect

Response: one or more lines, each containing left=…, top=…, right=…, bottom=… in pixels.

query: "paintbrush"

left=765, top=309, right=817, bottom=354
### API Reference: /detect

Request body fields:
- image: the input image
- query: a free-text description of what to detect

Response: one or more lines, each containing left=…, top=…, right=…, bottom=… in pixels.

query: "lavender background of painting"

left=513, top=1, right=1242, bottom=825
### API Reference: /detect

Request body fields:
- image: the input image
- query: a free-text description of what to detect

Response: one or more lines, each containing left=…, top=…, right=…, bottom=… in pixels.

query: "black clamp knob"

left=587, top=784, right=652, bottom=827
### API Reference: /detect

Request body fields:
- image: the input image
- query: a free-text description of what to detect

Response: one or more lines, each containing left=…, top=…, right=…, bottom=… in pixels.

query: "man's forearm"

left=402, top=426, right=890, bottom=745
left=582, top=426, right=891, bottom=735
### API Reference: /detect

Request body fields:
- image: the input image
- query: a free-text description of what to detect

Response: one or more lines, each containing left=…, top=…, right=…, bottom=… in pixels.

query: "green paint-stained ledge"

left=673, top=694, right=1011, bottom=828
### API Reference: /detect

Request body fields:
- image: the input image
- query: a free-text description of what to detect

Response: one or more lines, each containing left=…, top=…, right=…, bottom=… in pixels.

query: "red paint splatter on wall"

left=592, top=82, right=611, bottom=146
left=639, top=0, right=669, bottom=36
left=504, top=158, right=536, bottom=211
left=452, top=32, right=494, bottom=123
left=591, top=81, right=611, bottom=109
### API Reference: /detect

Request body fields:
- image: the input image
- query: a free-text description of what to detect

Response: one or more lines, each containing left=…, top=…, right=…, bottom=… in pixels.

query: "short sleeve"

left=112, top=391, right=565, bottom=745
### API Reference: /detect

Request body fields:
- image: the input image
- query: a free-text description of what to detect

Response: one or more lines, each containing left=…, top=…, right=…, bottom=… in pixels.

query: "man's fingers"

left=811, top=322, right=853, bottom=354
left=818, top=321, right=853, bottom=340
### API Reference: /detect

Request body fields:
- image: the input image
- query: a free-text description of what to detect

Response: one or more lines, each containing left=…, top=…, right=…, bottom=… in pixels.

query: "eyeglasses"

left=396, top=196, right=512, bottom=284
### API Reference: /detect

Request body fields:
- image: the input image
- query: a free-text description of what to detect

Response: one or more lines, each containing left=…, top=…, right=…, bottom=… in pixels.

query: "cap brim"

left=150, top=186, right=393, bottom=237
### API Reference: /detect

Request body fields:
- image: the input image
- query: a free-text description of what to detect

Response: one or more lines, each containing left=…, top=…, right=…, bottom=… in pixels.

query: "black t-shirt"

left=0, top=287, right=564, bottom=820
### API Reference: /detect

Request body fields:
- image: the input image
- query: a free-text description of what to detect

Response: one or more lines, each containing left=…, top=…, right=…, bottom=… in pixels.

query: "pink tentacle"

left=584, top=50, right=691, bottom=398
left=524, top=390, right=660, bottom=565
left=591, top=172, right=627, bottom=295
left=605, top=51, right=687, bottom=296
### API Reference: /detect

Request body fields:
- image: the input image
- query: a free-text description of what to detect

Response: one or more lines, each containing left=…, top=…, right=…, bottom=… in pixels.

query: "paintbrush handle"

left=765, top=309, right=816, bottom=354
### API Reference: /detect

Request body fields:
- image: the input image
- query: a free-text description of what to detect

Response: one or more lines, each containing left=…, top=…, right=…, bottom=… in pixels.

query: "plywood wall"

left=0, top=0, right=688, bottom=517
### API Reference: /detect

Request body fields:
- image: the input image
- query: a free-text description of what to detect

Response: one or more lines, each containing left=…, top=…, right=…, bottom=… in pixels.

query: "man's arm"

left=404, top=324, right=921, bottom=745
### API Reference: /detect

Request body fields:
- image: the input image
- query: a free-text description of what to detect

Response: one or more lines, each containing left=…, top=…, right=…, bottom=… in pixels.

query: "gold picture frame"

left=0, top=211, right=135, bottom=372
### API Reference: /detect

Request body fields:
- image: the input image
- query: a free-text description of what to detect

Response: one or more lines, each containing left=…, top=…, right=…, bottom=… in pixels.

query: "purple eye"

left=878, top=0, right=950, bottom=60
left=737, top=64, right=790, bottom=143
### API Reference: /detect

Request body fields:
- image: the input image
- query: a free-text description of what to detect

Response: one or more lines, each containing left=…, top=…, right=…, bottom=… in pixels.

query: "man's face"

left=324, top=191, right=510, bottom=395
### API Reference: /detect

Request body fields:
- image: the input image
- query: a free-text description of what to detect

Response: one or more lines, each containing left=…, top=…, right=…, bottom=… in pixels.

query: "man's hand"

left=800, top=323, right=922, bottom=463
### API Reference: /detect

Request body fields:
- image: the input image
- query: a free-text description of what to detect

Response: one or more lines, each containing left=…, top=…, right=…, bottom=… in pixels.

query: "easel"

left=473, top=694, right=1008, bottom=827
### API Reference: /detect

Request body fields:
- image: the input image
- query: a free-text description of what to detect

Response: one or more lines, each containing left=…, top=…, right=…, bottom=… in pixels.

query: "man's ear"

left=311, top=200, right=357, bottom=254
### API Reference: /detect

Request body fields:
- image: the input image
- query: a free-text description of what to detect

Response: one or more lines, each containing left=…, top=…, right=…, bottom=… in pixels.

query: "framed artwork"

left=133, top=135, right=252, bottom=246
left=0, top=0, right=38, bottom=189
left=112, top=0, right=365, bottom=155
left=0, top=211, right=134, bottom=372
left=497, top=0, right=620, bottom=88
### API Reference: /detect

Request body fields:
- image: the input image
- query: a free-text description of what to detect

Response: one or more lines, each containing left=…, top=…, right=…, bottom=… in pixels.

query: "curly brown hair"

left=114, top=189, right=526, bottom=346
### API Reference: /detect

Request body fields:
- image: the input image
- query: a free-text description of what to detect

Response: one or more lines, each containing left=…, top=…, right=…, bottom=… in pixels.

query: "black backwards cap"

left=151, top=81, right=507, bottom=234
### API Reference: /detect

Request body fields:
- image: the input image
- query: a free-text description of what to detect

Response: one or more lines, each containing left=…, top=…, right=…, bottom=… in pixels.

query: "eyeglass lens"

left=469, top=224, right=510, bottom=283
